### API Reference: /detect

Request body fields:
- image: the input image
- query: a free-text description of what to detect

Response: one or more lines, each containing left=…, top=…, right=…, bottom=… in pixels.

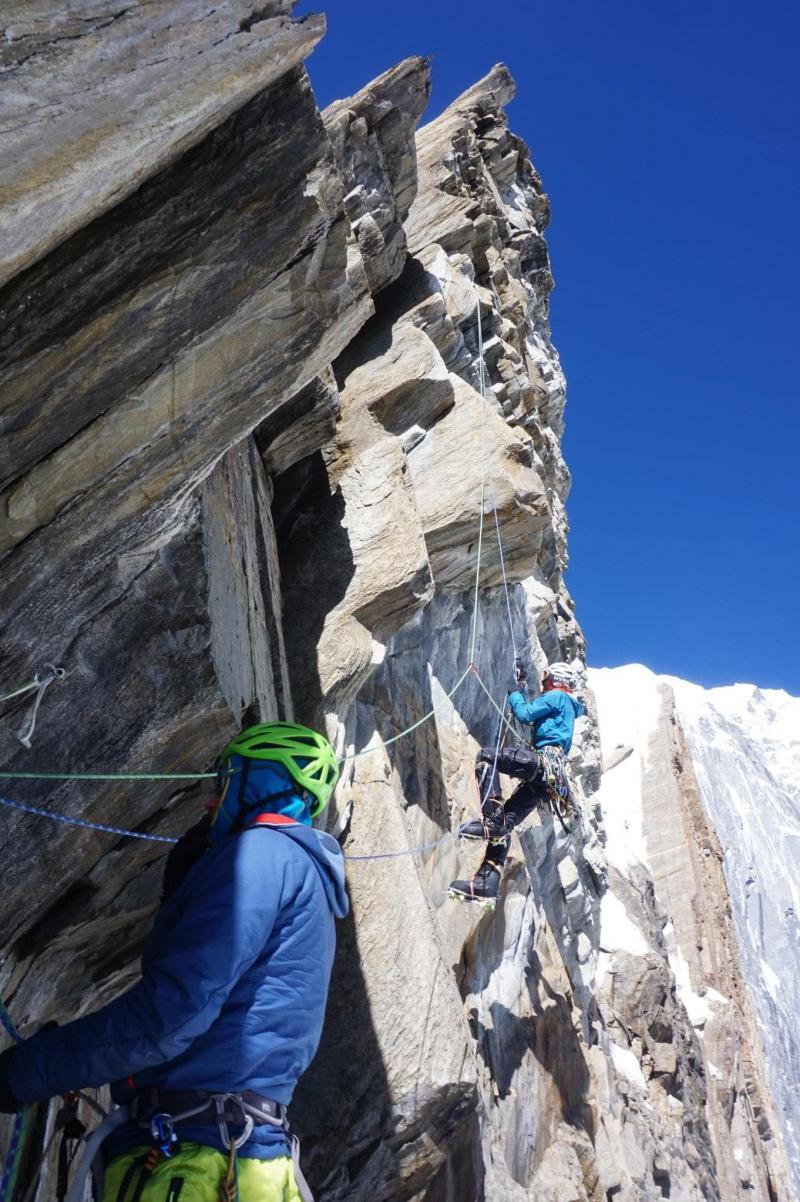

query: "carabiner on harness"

left=214, top=1096, right=254, bottom=1151
left=149, top=1113, right=179, bottom=1159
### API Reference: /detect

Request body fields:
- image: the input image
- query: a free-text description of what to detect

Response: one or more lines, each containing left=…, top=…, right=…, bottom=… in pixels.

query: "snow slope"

left=590, top=664, right=800, bottom=1195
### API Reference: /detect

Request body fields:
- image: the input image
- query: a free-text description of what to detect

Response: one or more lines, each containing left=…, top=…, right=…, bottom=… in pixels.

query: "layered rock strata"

left=0, top=5, right=790, bottom=1199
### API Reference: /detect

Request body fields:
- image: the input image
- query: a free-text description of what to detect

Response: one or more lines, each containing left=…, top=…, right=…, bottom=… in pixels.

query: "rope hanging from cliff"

left=468, top=294, right=489, bottom=667
left=489, top=479, right=518, bottom=663
left=0, top=287, right=525, bottom=858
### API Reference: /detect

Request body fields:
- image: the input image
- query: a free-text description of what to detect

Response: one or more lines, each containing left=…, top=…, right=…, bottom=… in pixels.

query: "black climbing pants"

left=476, top=745, right=550, bottom=869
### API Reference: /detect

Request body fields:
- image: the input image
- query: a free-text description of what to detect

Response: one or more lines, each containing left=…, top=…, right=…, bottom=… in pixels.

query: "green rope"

left=342, top=664, right=472, bottom=761
left=0, top=771, right=217, bottom=782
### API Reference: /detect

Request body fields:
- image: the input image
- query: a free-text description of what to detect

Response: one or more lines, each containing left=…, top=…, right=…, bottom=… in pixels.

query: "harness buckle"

left=149, top=1112, right=179, bottom=1159
left=214, top=1095, right=254, bottom=1151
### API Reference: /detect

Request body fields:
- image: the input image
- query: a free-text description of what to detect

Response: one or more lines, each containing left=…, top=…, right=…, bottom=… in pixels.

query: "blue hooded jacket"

left=508, top=687, right=584, bottom=752
left=8, top=815, right=349, bottom=1159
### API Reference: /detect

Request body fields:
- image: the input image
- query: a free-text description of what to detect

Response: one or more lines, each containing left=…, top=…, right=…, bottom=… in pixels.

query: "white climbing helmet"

left=543, top=662, right=579, bottom=691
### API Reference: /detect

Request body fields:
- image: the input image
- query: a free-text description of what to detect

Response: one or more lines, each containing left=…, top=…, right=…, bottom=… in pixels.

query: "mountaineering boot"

left=458, top=798, right=507, bottom=844
left=448, top=862, right=501, bottom=909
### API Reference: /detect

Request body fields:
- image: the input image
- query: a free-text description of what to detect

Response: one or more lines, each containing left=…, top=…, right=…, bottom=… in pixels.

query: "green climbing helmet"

left=221, top=721, right=340, bottom=817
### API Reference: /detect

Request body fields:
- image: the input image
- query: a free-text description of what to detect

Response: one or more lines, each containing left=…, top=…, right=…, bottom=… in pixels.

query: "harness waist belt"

left=133, top=1088, right=284, bottom=1129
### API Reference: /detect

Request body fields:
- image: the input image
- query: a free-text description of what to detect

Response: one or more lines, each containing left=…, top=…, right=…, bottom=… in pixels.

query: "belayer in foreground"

left=449, top=662, right=584, bottom=907
left=0, top=722, right=348, bottom=1202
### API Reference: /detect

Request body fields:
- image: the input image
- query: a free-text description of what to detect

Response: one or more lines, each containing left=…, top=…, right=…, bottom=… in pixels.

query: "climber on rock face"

left=0, top=722, right=348, bottom=1202
left=449, top=662, right=585, bottom=907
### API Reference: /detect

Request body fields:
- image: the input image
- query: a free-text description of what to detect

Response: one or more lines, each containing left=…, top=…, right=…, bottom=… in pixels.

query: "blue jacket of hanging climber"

left=508, top=686, right=584, bottom=753
left=4, top=781, right=349, bottom=1160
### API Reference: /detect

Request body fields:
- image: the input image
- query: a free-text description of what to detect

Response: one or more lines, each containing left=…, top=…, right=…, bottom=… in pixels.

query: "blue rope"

left=344, top=835, right=450, bottom=862
left=0, top=796, right=454, bottom=863
left=0, top=1001, right=20, bottom=1045
left=0, top=797, right=179, bottom=844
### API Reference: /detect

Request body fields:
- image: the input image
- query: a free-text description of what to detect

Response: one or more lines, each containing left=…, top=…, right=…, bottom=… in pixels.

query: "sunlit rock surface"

left=0, top=4, right=794, bottom=1198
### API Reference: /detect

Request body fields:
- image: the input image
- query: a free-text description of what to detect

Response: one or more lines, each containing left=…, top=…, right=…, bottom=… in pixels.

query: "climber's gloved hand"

left=0, top=1046, right=21, bottom=1114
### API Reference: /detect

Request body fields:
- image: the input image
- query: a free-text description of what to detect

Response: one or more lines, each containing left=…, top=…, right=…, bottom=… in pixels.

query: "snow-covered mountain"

left=590, top=664, right=800, bottom=1199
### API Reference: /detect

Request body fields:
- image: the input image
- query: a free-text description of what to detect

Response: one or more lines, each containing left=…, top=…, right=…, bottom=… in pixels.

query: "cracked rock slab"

left=0, top=1, right=326, bottom=285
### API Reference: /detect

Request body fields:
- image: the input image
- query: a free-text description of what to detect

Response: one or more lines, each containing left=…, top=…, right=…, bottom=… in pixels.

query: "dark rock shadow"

left=333, top=257, right=435, bottom=391
left=272, top=452, right=356, bottom=720
left=290, top=904, right=478, bottom=1202
left=358, top=653, right=451, bottom=830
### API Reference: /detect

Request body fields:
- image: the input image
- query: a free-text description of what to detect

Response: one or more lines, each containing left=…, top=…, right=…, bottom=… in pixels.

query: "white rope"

left=489, top=478, right=518, bottom=661
left=468, top=292, right=488, bottom=666
left=473, top=297, right=519, bottom=662
left=17, top=664, right=66, bottom=748
left=480, top=694, right=509, bottom=805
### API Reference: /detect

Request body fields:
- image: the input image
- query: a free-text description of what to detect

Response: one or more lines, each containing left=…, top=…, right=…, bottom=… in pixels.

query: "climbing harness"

left=538, top=745, right=574, bottom=833
left=124, top=1090, right=314, bottom=1202
left=13, top=1092, right=103, bottom=1202
left=64, top=1106, right=127, bottom=1202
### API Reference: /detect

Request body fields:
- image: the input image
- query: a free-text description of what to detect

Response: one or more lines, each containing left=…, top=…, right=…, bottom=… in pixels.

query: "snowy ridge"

left=590, top=664, right=800, bottom=1197
left=668, top=675, right=800, bottom=1193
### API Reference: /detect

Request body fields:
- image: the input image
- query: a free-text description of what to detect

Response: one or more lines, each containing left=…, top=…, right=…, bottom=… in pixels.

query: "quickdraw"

left=539, top=746, right=574, bottom=832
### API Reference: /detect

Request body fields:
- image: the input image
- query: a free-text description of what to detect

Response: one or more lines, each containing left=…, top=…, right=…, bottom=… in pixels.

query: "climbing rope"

left=489, top=479, right=518, bottom=661
left=0, top=797, right=450, bottom=864
left=0, top=996, right=26, bottom=1202
left=341, top=663, right=472, bottom=762
left=344, top=834, right=450, bottom=862
left=469, top=666, right=526, bottom=746
left=0, top=681, right=40, bottom=706
left=468, top=295, right=489, bottom=667
left=0, top=771, right=217, bottom=782
left=0, top=797, right=179, bottom=843
left=479, top=694, right=510, bottom=807
left=0, top=282, right=524, bottom=864
left=0, top=1000, right=20, bottom=1044
left=0, top=1110, right=29, bottom=1202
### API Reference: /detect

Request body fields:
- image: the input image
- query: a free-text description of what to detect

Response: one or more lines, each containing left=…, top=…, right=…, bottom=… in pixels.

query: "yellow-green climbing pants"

left=102, top=1144, right=302, bottom=1202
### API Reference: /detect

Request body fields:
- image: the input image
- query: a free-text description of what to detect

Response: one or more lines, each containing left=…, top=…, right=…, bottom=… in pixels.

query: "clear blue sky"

left=296, top=0, right=800, bottom=693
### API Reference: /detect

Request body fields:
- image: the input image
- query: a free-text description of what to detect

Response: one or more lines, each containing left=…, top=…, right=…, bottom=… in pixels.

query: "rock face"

left=590, top=666, right=796, bottom=1201
left=0, top=5, right=793, bottom=1200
